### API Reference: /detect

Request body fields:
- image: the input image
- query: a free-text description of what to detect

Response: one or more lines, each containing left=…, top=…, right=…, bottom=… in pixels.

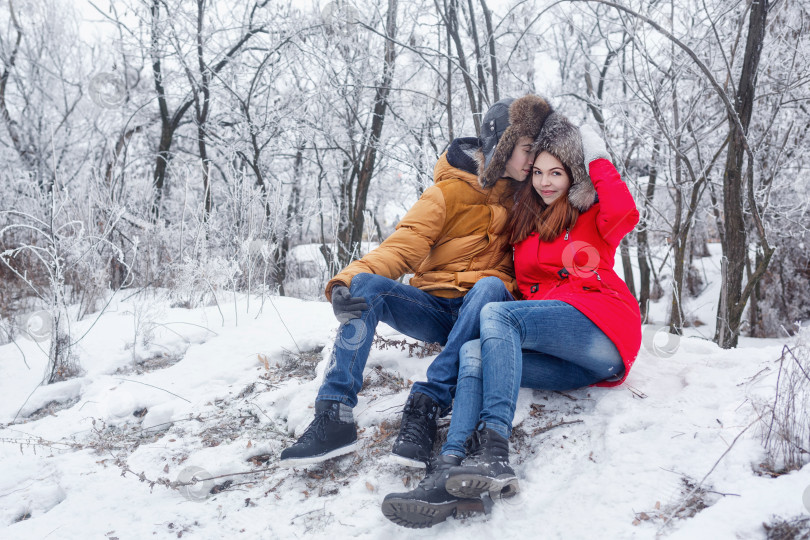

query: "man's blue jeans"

left=316, top=274, right=514, bottom=411
left=442, top=300, right=624, bottom=457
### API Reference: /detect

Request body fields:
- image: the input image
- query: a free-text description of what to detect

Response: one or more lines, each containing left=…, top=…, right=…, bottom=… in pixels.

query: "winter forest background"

left=1, top=0, right=809, bottom=367
left=1, top=0, right=810, bottom=537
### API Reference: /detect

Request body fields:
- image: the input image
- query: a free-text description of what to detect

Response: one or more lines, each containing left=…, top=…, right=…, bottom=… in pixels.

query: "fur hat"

left=477, top=94, right=553, bottom=188
left=532, top=112, right=597, bottom=212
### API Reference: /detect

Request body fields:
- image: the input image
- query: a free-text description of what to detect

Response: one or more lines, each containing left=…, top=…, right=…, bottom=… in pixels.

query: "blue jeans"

left=441, top=300, right=624, bottom=457
left=316, top=274, right=514, bottom=410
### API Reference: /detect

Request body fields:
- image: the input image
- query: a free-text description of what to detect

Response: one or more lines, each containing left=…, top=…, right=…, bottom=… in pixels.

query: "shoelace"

left=417, top=461, right=439, bottom=488
left=296, top=409, right=331, bottom=444
left=398, top=406, right=434, bottom=445
left=418, top=458, right=451, bottom=488
left=463, top=422, right=487, bottom=457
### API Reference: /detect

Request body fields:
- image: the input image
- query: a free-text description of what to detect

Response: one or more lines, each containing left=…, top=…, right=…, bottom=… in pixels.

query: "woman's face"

left=503, top=136, right=535, bottom=182
left=532, top=151, right=570, bottom=204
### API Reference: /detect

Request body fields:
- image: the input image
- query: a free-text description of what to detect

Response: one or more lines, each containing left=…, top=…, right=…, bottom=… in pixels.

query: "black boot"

left=381, top=455, right=485, bottom=528
left=390, top=392, right=438, bottom=468
left=279, top=401, right=357, bottom=467
left=444, top=422, right=519, bottom=499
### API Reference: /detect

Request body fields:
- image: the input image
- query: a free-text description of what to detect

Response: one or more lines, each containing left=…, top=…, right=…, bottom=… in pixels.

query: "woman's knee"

left=587, top=334, right=624, bottom=379
left=458, top=340, right=483, bottom=379
left=480, top=301, right=515, bottom=330
left=594, top=356, right=625, bottom=381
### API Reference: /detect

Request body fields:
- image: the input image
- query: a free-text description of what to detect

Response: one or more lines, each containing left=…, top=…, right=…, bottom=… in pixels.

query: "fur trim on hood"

left=532, top=112, right=597, bottom=212
left=476, top=94, right=553, bottom=188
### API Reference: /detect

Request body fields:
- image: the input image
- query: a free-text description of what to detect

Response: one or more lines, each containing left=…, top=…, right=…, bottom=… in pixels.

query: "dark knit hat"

left=479, top=98, right=514, bottom=172
left=477, top=94, right=553, bottom=188
left=532, top=112, right=597, bottom=212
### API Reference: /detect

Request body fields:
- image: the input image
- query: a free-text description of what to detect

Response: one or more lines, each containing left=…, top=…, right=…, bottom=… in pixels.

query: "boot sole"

left=381, top=496, right=485, bottom=528
left=444, top=472, right=520, bottom=500
left=278, top=440, right=358, bottom=467
left=388, top=453, right=428, bottom=469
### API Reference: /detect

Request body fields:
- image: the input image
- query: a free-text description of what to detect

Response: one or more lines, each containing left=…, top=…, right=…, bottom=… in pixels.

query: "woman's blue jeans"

left=441, top=300, right=624, bottom=457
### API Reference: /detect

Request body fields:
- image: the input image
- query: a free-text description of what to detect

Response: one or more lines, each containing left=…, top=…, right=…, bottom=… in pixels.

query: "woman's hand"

left=580, top=125, right=611, bottom=166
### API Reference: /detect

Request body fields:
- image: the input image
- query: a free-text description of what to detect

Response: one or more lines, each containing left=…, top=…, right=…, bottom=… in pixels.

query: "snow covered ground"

left=1, top=245, right=809, bottom=539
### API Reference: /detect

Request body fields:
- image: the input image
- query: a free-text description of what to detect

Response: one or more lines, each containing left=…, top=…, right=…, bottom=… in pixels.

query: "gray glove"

left=330, top=285, right=369, bottom=323
left=580, top=124, right=611, bottom=166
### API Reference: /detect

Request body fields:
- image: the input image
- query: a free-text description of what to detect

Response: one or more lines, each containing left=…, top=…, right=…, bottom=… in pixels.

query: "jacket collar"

left=446, top=137, right=481, bottom=176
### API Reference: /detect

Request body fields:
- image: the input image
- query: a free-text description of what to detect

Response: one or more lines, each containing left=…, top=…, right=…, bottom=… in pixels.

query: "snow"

left=285, top=243, right=380, bottom=300
left=1, top=248, right=809, bottom=539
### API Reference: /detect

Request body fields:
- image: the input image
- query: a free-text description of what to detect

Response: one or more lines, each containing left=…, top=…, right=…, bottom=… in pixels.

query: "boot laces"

left=463, top=421, right=488, bottom=457
left=418, top=458, right=451, bottom=488
left=399, top=407, right=432, bottom=445
left=297, top=409, right=331, bottom=444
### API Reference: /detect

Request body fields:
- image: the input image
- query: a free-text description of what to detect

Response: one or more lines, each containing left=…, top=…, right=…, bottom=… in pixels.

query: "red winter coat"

left=513, top=159, right=641, bottom=387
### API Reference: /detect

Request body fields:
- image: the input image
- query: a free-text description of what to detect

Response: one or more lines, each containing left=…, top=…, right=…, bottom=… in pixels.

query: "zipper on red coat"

left=564, top=227, right=600, bottom=281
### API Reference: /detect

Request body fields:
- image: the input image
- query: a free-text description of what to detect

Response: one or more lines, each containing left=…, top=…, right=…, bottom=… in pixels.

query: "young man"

left=279, top=95, right=553, bottom=468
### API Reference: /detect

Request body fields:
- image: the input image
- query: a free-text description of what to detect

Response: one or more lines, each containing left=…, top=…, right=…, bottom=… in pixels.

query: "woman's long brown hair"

left=509, top=168, right=580, bottom=244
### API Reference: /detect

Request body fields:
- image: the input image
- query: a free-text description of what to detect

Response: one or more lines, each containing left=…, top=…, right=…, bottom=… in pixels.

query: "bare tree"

left=558, top=0, right=792, bottom=346
left=147, top=0, right=269, bottom=221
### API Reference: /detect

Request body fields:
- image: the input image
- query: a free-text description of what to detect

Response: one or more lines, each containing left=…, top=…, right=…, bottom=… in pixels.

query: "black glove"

left=330, top=285, right=369, bottom=323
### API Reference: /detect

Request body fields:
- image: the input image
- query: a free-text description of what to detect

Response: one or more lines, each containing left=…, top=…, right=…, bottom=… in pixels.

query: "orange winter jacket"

left=325, top=151, right=517, bottom=300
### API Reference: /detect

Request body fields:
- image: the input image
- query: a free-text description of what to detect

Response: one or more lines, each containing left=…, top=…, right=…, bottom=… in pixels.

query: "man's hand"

left=330, top=285, right=369, bottom=323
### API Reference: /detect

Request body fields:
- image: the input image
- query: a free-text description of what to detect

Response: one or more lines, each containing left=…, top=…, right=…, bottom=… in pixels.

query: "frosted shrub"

left=761, top=325, right=810, bottom=473
left=1, top=180, right=133, bottom=382
left=170, top=254, right=241, bottom=314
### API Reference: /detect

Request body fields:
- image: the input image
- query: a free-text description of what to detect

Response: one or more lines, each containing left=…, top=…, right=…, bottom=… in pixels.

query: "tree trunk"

left=273, top=147, right=304, bottom=296
left=195, top=0, right=212, bottom=221
left=337, top=0, right=399, bottom=265
left=197, top=123, right=211, bottom=219
left=668, top=74, right=685, bottom=334
left=465, top=0, right=488, bottom=109
left=150, top=0, right=171, bottom=221
left=620, top=236, right=636, bottom=299
left=440, top=0, right=481, bottom=135
left=746, top=249, right=762, bottom=337
left=637, top=143, right=659, bottom=322
left=0, top=2, right=32, bottom=177
left=479, top=0, right=498, bottom=102
left=445, top=19, right=454, bottom=140
left=669, top=232, right=686, bottom=332
left=336, top=158, right=354, bottom=265
left=715, top=0, right=769, bottom=348
left=104, top=125, right=144, bottom=199
left=148, top=0, right=265, bottom=221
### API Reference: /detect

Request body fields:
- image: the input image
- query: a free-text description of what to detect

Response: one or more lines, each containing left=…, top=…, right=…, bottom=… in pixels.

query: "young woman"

left=382, top=113, right=642, bottom=528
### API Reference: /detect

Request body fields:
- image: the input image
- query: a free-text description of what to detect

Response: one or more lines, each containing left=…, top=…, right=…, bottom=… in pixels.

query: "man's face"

left=503, top=136, right=535, bottom=182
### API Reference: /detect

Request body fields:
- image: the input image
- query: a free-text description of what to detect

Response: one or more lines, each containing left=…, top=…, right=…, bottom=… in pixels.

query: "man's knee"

left=349, top=272, right=391, bottom=297
left=461, top=277, right=510, bottom=313
left=458, top=340, right=483, bottom=379
left=469, top=276, right=507, bottom=297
